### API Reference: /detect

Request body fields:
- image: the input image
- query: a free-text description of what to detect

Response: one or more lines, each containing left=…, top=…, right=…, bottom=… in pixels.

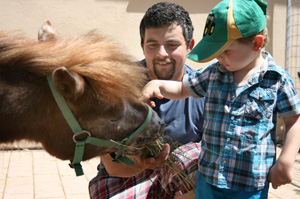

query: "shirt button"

left=231, top=116, right=234, bottom=120
left=223, top=160, right=226, bottom=164
left=233, top=146, right=238, bottom=151
left=227, top=138, right=230, bottom=142
left=225, top=105, right=230, bottom=113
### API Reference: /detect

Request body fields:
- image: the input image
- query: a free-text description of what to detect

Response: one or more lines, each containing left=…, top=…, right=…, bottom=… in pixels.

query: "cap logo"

left=203, top=14, right=215, bottom=37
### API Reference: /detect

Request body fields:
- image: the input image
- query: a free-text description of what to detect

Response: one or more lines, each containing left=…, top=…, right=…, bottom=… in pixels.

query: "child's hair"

left=237, top=16, right=269, bottom=48
left=237, top=27, right=268, bottom=48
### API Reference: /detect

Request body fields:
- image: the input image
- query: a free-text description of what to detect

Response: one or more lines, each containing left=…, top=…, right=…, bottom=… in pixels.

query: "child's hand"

left=140, top=80, right=164, bottom=107
left=268, top=161, right=293, bottom=189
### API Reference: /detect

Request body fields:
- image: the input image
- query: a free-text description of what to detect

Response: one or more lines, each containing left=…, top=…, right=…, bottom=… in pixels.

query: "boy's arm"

left=268, top=114, right=300, bottom=189
left=141, top=80, right=191, bottom=107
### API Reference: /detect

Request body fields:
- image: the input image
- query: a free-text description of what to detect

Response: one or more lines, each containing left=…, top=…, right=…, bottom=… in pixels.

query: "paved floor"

left=0, top=149, right=99, bottom=199
left=0, top=145, right=299, bottom=199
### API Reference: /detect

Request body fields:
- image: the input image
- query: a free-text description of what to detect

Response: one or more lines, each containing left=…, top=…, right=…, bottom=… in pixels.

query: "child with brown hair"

left=141, top=0, right=300, bottom=198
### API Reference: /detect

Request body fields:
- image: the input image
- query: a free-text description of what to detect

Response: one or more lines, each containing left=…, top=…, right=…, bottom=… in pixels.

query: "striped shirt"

left=89, top=143, right=201, bottom=199
left=183, top=51, right=300, bottom=191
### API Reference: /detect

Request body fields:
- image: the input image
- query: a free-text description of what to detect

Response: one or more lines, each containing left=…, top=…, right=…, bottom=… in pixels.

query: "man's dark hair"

left=139, top=2, right=194, bottom=47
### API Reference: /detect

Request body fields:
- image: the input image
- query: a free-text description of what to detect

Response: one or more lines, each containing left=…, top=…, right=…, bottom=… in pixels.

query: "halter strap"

left=47, top=76, right=152, bottom=176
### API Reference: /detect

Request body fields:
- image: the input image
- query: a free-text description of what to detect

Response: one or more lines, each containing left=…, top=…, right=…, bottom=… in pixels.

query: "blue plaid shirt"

left=183, top=51, right=300, bottom=191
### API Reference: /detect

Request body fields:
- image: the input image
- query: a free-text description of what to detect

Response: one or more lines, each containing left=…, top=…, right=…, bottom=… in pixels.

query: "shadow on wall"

left=97, top=0, right=287, bottom=57
left=126, top=0, right=221, bottom=13
left=95, top=0, right=221, bottom=13
left=95, top=0, right=286, bottom=14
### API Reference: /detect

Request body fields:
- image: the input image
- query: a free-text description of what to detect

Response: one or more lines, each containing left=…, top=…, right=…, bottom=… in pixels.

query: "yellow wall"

left=0, top=0, right=288, bottom=70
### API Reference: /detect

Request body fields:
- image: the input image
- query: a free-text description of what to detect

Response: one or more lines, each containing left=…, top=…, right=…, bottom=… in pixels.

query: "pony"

left=0, top=22, right=165, bottom=173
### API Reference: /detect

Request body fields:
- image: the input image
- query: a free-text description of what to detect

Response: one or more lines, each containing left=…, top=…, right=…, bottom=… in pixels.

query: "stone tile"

left=4, top=177, right=34, bottom=195
left=0, top=148, right=299, bottom=199
left=34, top=186, right=65, bottom=198
left=2, top=194, right=34, bottom=199
left=66, top=194, right=90, bottom=199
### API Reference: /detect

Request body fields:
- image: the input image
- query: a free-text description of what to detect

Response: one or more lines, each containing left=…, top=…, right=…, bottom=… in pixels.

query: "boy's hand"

left=268, top=161, right=293, bottom=189
left=269, top=114, right=300, bottom=189
left=140, top=80, right=164, bottom=107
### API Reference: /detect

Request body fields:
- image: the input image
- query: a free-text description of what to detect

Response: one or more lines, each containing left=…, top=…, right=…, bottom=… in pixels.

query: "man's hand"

left=102, top=143, right=170, bottom=177
left=143, top=143, right=170, bottom=169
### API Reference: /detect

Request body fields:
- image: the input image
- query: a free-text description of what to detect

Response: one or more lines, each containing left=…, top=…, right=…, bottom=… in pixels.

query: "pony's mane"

left=0, top=31, right=148, bottom=104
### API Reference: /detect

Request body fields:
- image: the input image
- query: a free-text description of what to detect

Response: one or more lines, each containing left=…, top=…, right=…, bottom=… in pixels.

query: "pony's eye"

left=110, top=112, right=124, bottom=123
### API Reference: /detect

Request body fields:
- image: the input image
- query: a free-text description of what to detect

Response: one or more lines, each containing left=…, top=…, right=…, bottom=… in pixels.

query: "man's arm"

left=268, top=114, right=300, bottom=189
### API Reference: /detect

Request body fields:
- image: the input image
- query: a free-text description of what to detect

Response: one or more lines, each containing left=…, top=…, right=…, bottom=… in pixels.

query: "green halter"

left=47, top=76, right=153, bottom=176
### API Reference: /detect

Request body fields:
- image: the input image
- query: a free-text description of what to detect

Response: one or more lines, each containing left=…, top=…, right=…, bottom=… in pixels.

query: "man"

left=89, top=2, right=205, bottom=198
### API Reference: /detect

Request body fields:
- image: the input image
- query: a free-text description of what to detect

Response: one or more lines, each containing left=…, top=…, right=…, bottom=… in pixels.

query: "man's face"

left=142, top=25, right=193, bottom=81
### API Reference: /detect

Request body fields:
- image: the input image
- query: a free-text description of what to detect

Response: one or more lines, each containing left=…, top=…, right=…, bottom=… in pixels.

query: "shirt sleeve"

left=88, top=143, right=201, bottom=198
left=277, top=71, right=300, bottom=118
left=159, top=143, right=201, bottom=197
left=183, top=73, right=201, bottom=98
left=182, top=63, right=215, bottom=99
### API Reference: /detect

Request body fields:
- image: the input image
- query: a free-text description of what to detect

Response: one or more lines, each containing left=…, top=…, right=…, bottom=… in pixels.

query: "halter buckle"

left=72, top=131, right=91, bottom=143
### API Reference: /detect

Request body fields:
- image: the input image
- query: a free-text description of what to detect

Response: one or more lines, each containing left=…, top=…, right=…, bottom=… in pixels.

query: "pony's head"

left=0, top=26, right=165, bottom=171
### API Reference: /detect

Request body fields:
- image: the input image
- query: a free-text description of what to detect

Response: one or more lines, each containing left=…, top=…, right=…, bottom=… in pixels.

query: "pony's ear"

left=38, top=20, right=59, bottom=42
left=52, top=67, right=85, bottom=99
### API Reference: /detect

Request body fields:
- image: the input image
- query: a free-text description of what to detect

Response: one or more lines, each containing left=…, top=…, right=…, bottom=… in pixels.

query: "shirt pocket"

left=245, top=88, right=276, bottom=120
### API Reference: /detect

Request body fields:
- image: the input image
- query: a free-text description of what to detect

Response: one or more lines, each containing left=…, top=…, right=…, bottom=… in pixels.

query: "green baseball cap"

left=187, top=0, right=267, bottom=63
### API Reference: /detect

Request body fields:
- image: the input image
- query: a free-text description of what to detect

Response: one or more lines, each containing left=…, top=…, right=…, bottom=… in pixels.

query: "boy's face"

left=216, top=40, right=259, bottom=72
left=141, top=24, right=193, bottom=81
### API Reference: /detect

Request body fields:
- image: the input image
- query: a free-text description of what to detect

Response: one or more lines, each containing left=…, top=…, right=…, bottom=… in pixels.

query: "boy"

left=141, top=0, right=300, bottom=198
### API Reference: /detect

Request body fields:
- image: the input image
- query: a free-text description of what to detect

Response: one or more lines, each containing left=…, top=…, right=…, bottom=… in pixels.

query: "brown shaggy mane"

left=0, top=31, right=148, bottom=104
